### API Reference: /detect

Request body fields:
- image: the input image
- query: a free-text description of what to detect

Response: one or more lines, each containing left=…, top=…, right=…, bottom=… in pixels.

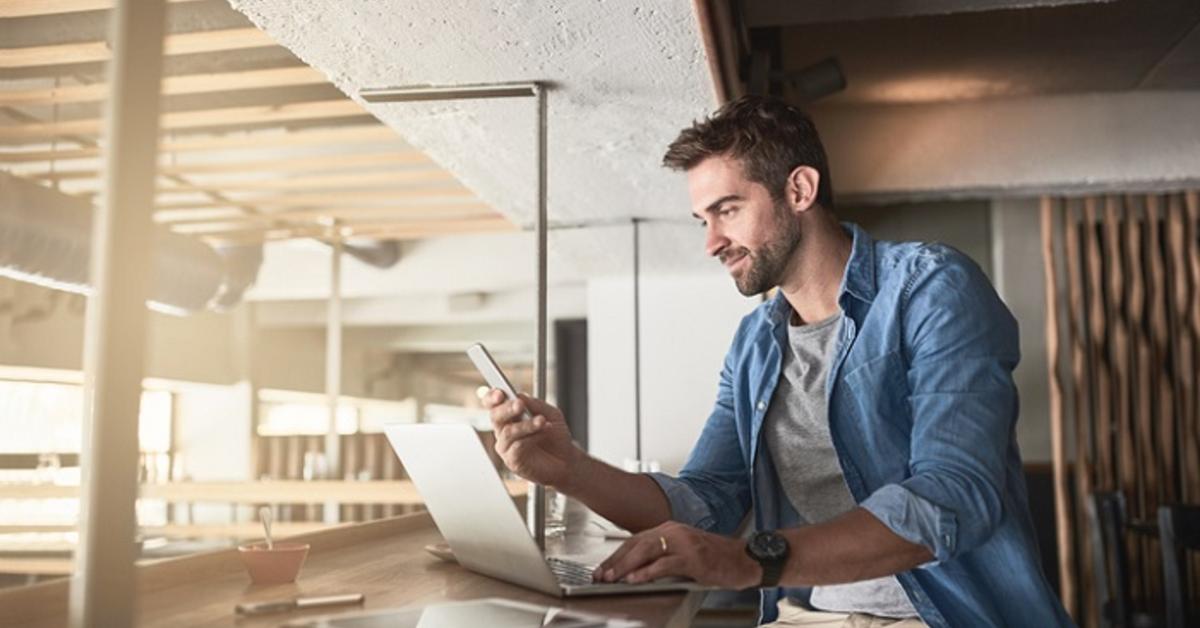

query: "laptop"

left=282, top=598, right=642, bottom=628
left=383, top=423, right=705, bottom=597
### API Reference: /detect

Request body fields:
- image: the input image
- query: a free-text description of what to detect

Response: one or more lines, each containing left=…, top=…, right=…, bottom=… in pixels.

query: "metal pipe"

left=357, top=80, right=549, bottom=548
left=633, top=218, right=642, bottom=463
left=70, top=0, right=167, bottom=625
left=360, top=82, right=538, bottom=103
left=532, top=83, right=548, bottom=549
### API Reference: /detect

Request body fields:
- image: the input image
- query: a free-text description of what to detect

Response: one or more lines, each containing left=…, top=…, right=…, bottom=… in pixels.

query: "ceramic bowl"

left=236, top=542, right=310, bottom=584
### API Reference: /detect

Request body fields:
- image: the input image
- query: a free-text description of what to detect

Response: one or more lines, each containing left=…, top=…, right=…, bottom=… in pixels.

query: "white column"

left=69, top=0, right=167, bottom=626
left=324, top=234, right=343, bottom=523
left=991, top=198, right=1053, bottom=462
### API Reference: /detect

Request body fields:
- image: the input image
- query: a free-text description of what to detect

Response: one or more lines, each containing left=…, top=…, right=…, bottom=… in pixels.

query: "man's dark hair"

left=662, top=95, right=833, bottom=209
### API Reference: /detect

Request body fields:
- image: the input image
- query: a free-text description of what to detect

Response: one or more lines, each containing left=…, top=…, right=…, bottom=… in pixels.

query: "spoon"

left=259, top=506, right=274, bottom=550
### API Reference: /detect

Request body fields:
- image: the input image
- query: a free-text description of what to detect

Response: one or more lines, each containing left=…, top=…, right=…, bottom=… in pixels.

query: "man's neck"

left=777, top=216, right=852, bottom=325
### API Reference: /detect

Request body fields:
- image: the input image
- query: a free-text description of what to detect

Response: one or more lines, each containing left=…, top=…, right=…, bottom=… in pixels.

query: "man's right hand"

left=484, top=390, right=582, bottom=490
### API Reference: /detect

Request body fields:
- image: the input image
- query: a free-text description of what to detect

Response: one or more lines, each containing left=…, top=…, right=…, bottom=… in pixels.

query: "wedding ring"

left=659, top=535, right=668, bottom=555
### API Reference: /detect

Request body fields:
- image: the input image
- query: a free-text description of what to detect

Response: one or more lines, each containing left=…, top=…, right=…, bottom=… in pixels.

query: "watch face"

left=750, top=531, right=788, bottom=560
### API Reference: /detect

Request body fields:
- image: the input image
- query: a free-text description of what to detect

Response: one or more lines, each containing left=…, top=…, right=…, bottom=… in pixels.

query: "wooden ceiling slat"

left=195, top=216, right=516, bottom=244
left=155, top=170, right=454, bottom=193
left=168, top=208, right=501, bottom=232
left=0, top=0, right=199, bottom=18
left=0, top=66, right=327, bottom=106
left=27, top=151, right=428, bottom=180
left=154, top=189, right=478, bottom=211
left=0, top=10, right=484, bottom=246
left=0, top=99, right=365, bottom=140
left=0, top=27, right=276, bottom=69
left=154, top=202, right=494, bottom=225
left=152, top=208, right=250, bottom=223
left=160, top=153, right=430, bottom=176
left=0, top=126, right=397, bottom=162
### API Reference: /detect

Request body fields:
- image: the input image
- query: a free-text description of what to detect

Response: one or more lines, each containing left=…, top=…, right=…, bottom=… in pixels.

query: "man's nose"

left=705, top=225, right=729, bottom=258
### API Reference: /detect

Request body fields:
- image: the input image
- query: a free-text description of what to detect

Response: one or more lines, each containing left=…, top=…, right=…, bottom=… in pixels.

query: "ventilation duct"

left=0, top=172, right=259, bottom=315
left=341, top=238, right=401, bottom=268
left=209, top=242, right=264, bottom=311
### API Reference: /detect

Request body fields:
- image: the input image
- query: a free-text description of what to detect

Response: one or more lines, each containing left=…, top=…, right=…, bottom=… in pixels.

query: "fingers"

left=482, top=389, right=544, bottom=414
left=594, top=539, right=635, bottom=581
left=595, top=530, right=670, bottom=583
left=515, top=393, right=558, bottom=418
left=488, top=394, right=528, bottom=432
left=493, top=415, right=547, bottom=455
left=482, top=388, right=507, bottom=408
left=502, top=414, right=546, bottom=442
left=624, top=555, right=685, bottom=584
left=485, top=390, right=563, bottom=428
left=491, top=399, right=548, bottom=461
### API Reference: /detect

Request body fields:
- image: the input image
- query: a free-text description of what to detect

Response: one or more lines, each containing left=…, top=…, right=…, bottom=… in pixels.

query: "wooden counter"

left=0, top=508, right=706, bottom=627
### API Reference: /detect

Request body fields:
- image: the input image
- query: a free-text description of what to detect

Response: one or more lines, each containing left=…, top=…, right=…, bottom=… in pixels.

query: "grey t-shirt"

left=762, top=311, right=918, bottom=618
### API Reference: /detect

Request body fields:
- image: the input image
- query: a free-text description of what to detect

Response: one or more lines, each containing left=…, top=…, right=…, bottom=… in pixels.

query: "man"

left=485, top=96, right=1072, bottom=627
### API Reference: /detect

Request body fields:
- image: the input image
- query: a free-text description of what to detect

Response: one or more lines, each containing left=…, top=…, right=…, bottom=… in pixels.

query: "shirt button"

left=757, top=401, right=767, bottom=411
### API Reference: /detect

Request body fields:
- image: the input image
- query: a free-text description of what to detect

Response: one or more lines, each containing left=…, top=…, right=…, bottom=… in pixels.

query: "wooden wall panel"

left=1061, top=199, right=1097, bottom=623
left=1042, top=197, right=1075, bottom=616
left=1043, top=190, right=1200, bottom=624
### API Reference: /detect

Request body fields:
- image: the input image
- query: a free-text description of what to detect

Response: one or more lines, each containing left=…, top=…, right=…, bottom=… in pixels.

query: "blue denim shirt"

left=649, top=224, right=1073, bottom=627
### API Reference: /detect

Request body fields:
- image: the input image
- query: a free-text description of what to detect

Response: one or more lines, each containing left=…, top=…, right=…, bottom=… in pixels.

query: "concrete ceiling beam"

left=816, top=90, right=1200, bottom=203
left=742, top=0, right=1116, bottom=27
left=252, top=286, right=587, bottom=328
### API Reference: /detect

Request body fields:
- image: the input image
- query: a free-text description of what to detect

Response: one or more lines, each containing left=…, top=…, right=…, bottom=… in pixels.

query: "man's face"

left=687, top=155, right=801, bottom=296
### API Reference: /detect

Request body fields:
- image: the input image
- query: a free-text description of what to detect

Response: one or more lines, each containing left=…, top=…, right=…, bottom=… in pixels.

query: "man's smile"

left=721, top=249, right=749, bottom=271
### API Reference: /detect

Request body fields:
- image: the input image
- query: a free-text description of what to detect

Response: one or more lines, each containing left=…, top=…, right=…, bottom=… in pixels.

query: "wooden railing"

left=0, top=479, right=524, bottom=504
left=0, top=478, right=525, bottom=576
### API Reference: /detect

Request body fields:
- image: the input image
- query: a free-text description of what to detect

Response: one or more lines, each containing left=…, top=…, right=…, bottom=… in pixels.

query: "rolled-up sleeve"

left=647, top=472, right=719, bottom=530
left=863, top=249, right=1019, bottom=563
left=644, top=324, right=753, bottom=535
left=861, top=483, right=958, bottom=563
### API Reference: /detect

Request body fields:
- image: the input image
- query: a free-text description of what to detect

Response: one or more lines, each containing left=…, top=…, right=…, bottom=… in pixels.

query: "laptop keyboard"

left=546, top=557, right=598, bottom=586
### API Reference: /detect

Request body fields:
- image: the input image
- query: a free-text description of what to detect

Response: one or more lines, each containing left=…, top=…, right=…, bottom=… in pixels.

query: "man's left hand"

left=593, top=521, right=762, bottom=589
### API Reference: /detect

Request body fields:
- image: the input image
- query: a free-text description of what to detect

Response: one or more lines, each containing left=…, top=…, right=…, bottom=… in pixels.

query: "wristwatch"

left=745, top=530, right=789, bottom=587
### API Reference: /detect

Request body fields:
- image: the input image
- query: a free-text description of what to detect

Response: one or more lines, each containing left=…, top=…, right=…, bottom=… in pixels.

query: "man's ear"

left=785, top=166, right=821, bottom=214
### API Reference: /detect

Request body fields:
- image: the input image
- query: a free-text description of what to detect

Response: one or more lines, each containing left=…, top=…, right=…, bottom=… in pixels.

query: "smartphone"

left=467, top=342, right=533, bottom=421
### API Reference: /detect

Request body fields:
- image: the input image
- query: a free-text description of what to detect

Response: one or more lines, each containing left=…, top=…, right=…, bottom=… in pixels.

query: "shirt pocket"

left=839, top=350, right=913, bottom=486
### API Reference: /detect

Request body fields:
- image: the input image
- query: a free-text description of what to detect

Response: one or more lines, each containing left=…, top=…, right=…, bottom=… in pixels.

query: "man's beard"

left=727, top=202, right=802, bottom=296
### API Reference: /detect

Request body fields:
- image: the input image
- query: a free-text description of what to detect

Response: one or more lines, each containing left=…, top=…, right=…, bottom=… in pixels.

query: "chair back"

left=1158, top=505, right=1200, bottom=628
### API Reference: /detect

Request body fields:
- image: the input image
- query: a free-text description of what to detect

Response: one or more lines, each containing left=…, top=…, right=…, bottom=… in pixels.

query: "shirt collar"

left=765, top=221, right=876, bottom=325
left=838, top=222, right=877, bottom=305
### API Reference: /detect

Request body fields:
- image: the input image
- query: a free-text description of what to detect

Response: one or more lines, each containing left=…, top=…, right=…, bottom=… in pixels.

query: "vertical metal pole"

left=358, top=81, right=547, bottom=542
left=70, top=1, right=167, bottom=626
left=325, top=233, right=343, bottom=523
left=632, top=218, right=642, bottom=464
left=530, top=84, right=548, bottom=549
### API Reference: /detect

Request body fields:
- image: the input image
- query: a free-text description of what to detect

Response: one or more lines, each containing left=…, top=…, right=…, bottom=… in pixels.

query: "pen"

left=235, top=593, right=365, bottom=616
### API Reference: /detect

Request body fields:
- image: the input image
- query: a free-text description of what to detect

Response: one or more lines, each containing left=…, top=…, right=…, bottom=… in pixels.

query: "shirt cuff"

left=859, top=483, right=958, bottom=565
left=646, top=472, right=717, bottom=530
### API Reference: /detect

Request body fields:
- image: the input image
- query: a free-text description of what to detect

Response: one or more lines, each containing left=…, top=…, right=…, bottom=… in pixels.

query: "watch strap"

left=745, top=531, right=788, bottom=588
left=759, top=557, right=784, bottom=587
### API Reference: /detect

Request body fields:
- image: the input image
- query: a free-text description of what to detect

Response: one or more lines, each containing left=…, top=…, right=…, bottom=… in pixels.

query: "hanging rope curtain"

left=1041, top=191, right=1200, bottom=626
